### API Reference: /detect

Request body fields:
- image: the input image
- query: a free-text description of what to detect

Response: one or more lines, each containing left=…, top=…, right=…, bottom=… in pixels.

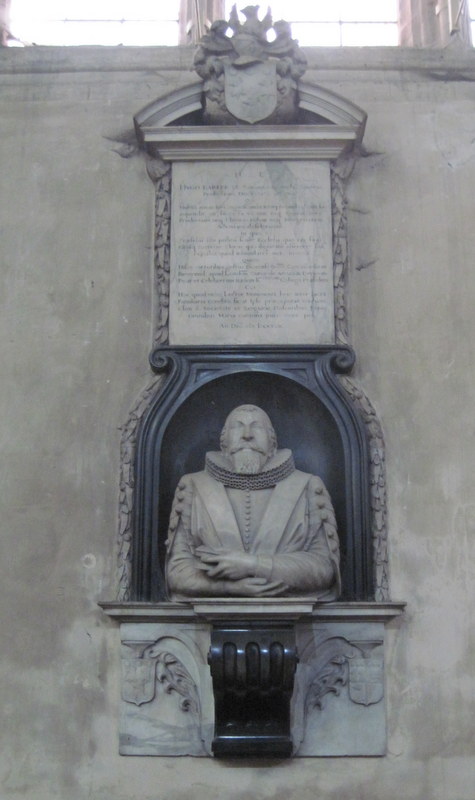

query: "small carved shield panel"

left=224, top=61, right=277, bottom=123
left=122, top=657, right=156, bottom=706
left=348, top=657, right=384, bottom=706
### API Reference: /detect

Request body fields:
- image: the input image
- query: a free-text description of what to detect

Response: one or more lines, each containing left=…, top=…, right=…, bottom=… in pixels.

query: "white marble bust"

left=165, top=404, right=340, bottom=600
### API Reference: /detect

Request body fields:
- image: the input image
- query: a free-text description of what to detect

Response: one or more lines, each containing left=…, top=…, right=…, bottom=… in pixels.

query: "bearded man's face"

left=222, top=407, right=274, bottom=474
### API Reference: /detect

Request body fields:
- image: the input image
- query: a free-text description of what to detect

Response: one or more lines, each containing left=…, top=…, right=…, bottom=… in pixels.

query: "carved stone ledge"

left=191, top=598, right=316, bottom=621
left=100, top=600, right=405, bottom=624
left=143, top=125, right=360, bottom=162
left=309, top=600, right=405, bottom=621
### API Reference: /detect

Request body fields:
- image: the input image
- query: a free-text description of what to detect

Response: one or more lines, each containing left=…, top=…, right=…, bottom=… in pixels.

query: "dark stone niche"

left=131, top=345, right=372, bottom=604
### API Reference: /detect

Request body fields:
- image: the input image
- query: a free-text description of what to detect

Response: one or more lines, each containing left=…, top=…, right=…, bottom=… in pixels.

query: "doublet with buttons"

left=227, top=487, right=273, bottom=552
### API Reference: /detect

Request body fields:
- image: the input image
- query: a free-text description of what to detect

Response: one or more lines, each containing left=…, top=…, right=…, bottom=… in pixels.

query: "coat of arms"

left=348, top=655, right=384, bottom=706
left=194, top=5, right=307, bottom=124
left=224, top=60, right=277, bottom=124
left=122, top=654, right=156, bottom=706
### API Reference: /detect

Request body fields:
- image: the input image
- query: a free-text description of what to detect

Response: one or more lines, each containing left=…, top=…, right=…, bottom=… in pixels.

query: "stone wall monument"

left=101, top=4, right=405, bottom=759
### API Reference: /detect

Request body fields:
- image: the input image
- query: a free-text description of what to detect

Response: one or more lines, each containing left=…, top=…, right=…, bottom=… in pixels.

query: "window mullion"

left=179, top=0, right=225, bottom=45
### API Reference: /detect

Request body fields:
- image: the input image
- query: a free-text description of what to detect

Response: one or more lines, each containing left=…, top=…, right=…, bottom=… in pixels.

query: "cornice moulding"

left=144, top=126, right=359, bottom=161
left=99, top=600, right=406, bottom=623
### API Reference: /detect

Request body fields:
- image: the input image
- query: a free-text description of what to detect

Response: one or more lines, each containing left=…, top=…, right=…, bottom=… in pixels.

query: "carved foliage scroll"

left=120, top=634, right=206, bottom=756
left=340, top=376, right=389, bottom=601
left=302, top=635, right=384, bottom=712
left=146, top=155, right=171, bottom=348
left=292, top=631, right=385, bottom=755
left=331, top=154, right=356, bottom=346
left=117, top=376, right=163, bottom=600
left=331, top=156, right=389, bottom=600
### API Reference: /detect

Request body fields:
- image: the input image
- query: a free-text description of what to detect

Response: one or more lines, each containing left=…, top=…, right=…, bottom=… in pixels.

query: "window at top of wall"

left=8, top=0, right=399, bottom=47
left=470, top=0, right=475, bottom=43
left=8, top=0, right=180, bottom=46
left=7, top=0, right=474, bottom=48
left=224, top=0, right=399, bottom=47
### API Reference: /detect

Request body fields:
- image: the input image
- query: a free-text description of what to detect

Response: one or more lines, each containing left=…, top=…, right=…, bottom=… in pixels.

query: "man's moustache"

left=230, top=445, right=266, bottom=455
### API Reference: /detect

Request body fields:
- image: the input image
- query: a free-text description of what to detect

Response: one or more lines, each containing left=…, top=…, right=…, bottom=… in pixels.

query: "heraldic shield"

left=348, top=656, right=384, bottom=706
left=224, top=61, right=277, bottom=123
left=122, top=654, right=156, bottom=706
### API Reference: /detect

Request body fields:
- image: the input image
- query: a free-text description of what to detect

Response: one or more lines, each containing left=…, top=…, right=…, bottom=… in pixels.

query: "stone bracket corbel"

left=208, top=623, right=298, bottom=758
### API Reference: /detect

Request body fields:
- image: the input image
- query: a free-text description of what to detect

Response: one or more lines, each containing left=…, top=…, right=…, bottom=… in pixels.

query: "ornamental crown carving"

left=193, top=4, right=307, bottom=124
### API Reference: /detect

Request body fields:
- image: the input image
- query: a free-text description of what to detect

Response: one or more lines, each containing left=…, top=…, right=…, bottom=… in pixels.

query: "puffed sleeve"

left=165, top=475, right=228, bottom=599
left=264, top=475, right=341, bottom=598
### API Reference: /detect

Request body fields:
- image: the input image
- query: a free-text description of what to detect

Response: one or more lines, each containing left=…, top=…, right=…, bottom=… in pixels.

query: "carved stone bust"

left=165, top=404, right=340, bottom=600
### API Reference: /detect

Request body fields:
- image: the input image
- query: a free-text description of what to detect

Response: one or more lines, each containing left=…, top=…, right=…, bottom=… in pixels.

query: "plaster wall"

left=1, top=44, right=475, bottom=800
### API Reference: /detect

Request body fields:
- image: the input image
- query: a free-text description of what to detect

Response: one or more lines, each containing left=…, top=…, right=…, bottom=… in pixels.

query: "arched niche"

left=132, top=345, right=372, bottom=603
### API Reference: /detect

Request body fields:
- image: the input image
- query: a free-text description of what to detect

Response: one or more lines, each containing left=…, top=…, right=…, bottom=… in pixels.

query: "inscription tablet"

left=169, top=160, right=334, bottom=345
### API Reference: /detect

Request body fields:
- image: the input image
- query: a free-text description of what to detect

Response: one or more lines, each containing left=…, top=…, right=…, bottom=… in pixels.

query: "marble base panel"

left=106, top=603, right=404, bottom=757
left=119, top=622, right=213, bottom=756
left=293, top=621, right=386, bottom=756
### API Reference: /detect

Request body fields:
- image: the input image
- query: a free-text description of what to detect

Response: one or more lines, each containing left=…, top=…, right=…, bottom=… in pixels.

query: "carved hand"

left=196, top=547, right=257, bottom=580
